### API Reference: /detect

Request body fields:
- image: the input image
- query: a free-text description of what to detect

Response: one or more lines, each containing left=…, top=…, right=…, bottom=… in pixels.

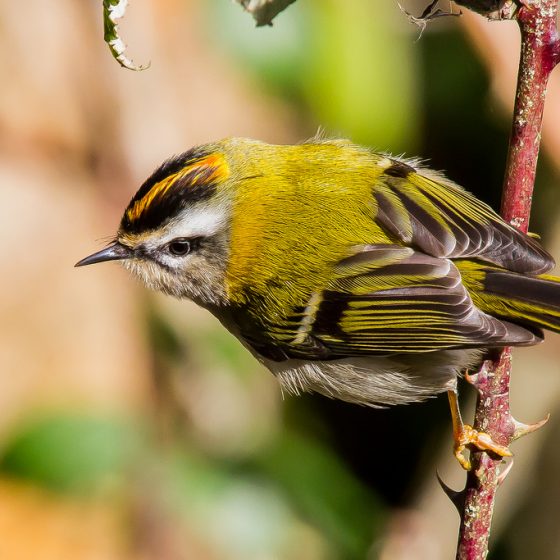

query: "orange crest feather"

left=125, top=153, right=229, bottom=223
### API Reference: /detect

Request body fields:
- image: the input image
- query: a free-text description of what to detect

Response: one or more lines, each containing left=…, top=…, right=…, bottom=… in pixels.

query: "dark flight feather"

left=375, top=172, right=554, bottom=274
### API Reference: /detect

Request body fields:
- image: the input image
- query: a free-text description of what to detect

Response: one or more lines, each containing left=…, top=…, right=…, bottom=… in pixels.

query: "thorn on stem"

left=436, top=470, right=466, bottom=514
left=496, top=459, right=514, bottom=487
left=465, top=360, right=492, bottom=393
left=464, top=370, right=479, bottom=387
left=511, top=413, right=550, bottom=441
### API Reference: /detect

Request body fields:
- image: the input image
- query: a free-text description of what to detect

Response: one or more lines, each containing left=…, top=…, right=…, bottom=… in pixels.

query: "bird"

left=76, top=137, right=560, bottom=469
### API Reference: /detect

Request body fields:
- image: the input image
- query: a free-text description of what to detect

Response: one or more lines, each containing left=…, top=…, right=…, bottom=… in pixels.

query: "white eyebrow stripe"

left=162, top=205, right=228, bottom=242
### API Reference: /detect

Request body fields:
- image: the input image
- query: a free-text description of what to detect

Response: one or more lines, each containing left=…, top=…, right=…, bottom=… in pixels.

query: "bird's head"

left=76, top=139, right=255, bottom=308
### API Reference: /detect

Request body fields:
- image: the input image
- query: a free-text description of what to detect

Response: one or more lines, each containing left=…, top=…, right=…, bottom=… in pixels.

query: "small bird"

left=77, top=137, right=560, bottom=469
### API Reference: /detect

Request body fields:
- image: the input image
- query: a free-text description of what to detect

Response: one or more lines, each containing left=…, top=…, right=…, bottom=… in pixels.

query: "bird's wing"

left=239, top=245, right=541, bottom=361
left=373, top=169, right=554, bottom=274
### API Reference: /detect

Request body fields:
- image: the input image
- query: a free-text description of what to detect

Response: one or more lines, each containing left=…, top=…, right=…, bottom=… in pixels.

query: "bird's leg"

left=447, top=389, right=512, bottom=470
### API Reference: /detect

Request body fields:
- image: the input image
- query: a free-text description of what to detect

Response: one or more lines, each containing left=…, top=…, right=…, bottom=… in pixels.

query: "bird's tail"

left=458, top=261, right=560, bottom=335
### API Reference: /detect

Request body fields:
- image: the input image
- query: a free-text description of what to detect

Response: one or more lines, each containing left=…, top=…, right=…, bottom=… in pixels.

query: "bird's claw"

left=454, top=423, right=512, bottom=470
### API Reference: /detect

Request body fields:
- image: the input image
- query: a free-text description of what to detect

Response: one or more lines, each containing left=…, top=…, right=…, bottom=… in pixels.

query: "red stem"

left=501, top=2, right=560, bottom=231
left=456, top=2, right=560, bottom=559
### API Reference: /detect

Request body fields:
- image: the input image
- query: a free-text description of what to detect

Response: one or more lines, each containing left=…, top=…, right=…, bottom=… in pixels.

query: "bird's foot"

left=453, top=423, right=512, bottom=471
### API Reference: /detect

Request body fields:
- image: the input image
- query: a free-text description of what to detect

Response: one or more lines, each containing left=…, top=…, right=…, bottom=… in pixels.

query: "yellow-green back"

left=225, top=140, right=393, bottom=310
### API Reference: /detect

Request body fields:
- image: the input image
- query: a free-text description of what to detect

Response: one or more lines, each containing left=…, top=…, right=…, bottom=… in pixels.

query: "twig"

left=103, top=0, right=148, bottom=71
left=235, top=0, right=297, bottom=26
left=456, top=2, right=560, bottom=558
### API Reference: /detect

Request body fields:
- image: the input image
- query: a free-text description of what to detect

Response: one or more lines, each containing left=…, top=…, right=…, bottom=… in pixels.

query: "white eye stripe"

left=163, top=205, right=227, bottom=242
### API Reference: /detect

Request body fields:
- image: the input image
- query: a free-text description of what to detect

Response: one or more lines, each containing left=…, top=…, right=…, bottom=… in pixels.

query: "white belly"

left=263, top=349, right=482, bottom=407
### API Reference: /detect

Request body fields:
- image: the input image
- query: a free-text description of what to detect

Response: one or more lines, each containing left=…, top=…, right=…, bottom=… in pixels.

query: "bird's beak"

left=74, top=242, right=132, bottom=267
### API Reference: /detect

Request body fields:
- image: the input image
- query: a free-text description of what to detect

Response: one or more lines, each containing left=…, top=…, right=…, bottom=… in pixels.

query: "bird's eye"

left=167, top=238, right=192, bottom=256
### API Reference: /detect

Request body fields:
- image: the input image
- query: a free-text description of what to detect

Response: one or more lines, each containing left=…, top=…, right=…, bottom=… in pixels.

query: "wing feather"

left=237, top=246, right=541, bottom=361
left=374, top=170, right=554, bottom=274
left=235, top=162, right=552, bottom=362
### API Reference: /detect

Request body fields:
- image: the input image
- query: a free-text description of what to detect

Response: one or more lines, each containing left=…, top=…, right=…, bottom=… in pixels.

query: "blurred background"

left=1, top=0, right=560, bottom=558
